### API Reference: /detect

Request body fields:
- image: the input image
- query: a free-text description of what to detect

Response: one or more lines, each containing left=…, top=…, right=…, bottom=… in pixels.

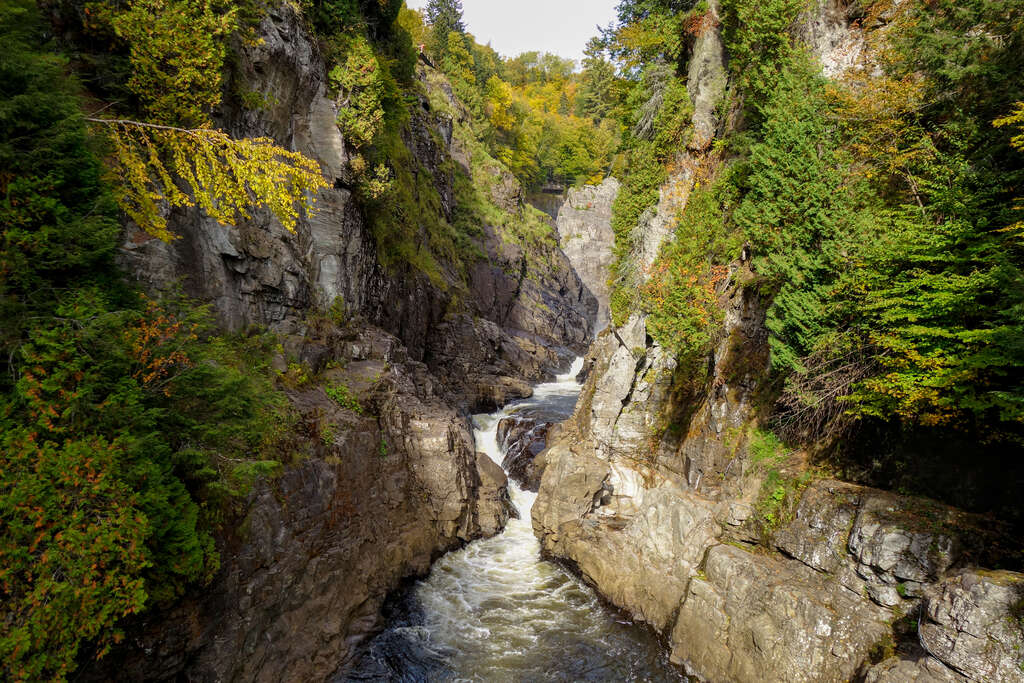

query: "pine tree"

left=425, top=0, right=465, bottom=60
left=557, top=91, right=570, bottom=116
left=577, top=38, right=618, bottom=121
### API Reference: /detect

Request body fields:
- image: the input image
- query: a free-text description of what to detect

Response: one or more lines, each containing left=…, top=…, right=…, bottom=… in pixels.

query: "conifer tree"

left=425, top=0, right=465, bottom=60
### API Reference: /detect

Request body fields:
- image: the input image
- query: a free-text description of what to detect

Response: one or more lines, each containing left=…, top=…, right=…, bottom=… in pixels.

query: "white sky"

left=405, top=0, right=619, bottom=63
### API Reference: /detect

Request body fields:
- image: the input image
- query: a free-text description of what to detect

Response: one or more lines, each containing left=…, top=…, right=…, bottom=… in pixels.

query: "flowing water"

left=345, top=360, right=688, bottom=682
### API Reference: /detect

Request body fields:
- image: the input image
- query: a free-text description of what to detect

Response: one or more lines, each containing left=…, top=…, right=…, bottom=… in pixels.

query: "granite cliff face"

left=532, top=1, right=1024, bottom=680
left=101, top=4, right=593, bottom=681
left=556, top=178, right=619, bottom=332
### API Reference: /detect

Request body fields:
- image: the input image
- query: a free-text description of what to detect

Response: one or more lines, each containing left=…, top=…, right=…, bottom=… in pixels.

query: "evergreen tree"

left=425, top=0, right=465, bottom=60
left=0, top=0, right=121, bottom=389
left=1, top=3, right=296, bottom=677
left=577, top=37, right=619, bottom=121
left=733, top=59, right=852, bottom=374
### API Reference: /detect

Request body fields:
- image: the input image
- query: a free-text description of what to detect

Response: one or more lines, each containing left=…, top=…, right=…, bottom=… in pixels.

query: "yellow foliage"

left=485, top=76, right=517, bottom=132
left=831, top=70, right=931, bottom=176
left=90, top=119, right=327, bottom=241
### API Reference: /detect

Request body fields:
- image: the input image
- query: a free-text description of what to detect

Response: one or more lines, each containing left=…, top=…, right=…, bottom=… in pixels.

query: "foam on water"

left=345, top=358, right=687, bottom=682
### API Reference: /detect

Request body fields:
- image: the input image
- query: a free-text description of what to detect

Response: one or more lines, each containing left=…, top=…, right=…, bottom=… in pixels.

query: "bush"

left=330, top=34, right=387, bottom=149
left=326, top=382, right=363, bottom=414
left=641, top=177, right=742, bottom=357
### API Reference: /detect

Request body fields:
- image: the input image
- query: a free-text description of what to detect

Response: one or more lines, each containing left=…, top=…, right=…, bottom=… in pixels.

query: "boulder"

left=496, top=416, right=552, bottom=491
left=476, top=452, right=516, bottom=536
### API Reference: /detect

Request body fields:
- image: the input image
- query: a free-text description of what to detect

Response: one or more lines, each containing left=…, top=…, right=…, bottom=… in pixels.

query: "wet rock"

left=476, top=452, right=516, bottom=535
left=504, top=436, right=550, bottom=485
left=496, top=416, right=528, bottom=449
left=495, top=417, right=551, bottom=491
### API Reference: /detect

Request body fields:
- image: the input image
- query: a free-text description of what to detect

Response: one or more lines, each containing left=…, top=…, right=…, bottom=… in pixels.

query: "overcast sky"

left=405, top=0, right=619, bottom=63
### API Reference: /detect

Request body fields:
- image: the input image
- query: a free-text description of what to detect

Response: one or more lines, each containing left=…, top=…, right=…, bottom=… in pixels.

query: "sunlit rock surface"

left=100, top=3, right=598, bottom=680
left=556, top=177, right=619, bottom=332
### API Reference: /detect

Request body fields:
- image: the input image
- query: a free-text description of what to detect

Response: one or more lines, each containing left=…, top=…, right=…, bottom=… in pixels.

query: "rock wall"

left=81, top=326, right=512, bottom=682
left=120, top=4, right=593, bottom=412
left=533, top=290, right=1024, bottom=681
left=533, top=2, right=1023, bottom=680
left=556, top=178, right=619, bottom=332
left=102, top=4, right=595, bottom=681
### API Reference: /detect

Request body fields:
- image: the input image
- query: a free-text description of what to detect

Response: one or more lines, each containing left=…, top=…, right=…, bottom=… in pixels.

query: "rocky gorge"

left=26, top=0, right=1023, bottom=680
left=77, top=4, right=600, bottom=681
left=528, top=1, right=1024, bottom=681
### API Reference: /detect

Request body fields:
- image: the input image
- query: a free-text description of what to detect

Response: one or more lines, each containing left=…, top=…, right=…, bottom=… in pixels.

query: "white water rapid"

left=346, top=359, right=687, bottom=682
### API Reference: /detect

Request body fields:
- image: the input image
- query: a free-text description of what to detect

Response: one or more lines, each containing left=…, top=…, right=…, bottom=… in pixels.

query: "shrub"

left=326, top=382, right=363, bottom=414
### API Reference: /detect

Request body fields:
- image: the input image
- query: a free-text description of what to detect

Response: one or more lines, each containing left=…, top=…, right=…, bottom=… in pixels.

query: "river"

left=344, top=360, right=688, bottom=682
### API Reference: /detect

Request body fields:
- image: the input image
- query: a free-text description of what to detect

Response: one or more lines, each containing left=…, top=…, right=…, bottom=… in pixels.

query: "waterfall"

left=345, top=359, right=687, bottom=682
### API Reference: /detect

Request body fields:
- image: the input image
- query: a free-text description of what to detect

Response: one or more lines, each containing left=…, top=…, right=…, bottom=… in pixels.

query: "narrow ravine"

left=345, top=360, right=688, bottom=682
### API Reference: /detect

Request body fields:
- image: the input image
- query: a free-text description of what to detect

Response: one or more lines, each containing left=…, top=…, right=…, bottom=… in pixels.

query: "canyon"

left=72, top=2, right=1024, bottom=682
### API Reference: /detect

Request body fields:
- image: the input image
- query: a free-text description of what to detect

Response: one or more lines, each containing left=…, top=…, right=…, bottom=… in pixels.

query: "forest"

left=1, top=0, right=1022, bottom=679
left=599, top=0, right=1024, bottom=512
